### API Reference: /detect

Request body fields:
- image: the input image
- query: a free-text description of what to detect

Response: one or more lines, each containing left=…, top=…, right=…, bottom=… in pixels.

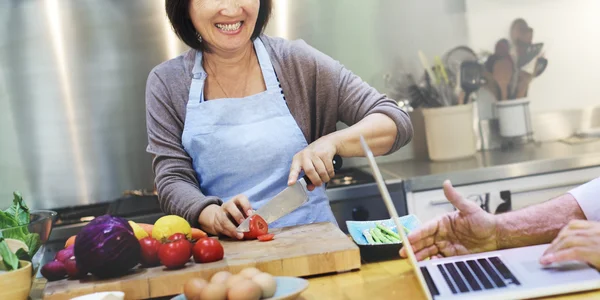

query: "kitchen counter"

left=361, top=140, right=600, bottom=193
left=299, top=259, right=600, bottom=300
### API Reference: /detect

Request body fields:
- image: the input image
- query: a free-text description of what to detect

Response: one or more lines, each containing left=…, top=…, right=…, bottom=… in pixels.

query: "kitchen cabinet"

left=407, top=166, right=600, bottom=223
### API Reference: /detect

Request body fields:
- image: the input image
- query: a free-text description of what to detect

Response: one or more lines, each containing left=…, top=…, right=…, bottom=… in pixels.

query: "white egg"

left=252, top=272, right=277, bottom=298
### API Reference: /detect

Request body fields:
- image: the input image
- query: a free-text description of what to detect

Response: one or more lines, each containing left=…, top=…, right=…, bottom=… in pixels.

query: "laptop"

left=359, top=136, right=600, bottom=300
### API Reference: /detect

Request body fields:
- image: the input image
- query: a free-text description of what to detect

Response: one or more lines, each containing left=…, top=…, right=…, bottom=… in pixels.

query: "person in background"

left=401, top=177, right=600, bottom=269
left=145, top=0, right=413, bottom=239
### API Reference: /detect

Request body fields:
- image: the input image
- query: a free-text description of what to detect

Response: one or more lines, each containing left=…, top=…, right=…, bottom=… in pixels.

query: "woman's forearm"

left=496, top=193, right=586, bottom=249
left=326, top=113, right=398, bottom=157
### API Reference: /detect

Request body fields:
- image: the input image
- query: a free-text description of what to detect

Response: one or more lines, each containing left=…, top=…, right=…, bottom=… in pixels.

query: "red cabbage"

left=74, top=215, right=140, bottom=278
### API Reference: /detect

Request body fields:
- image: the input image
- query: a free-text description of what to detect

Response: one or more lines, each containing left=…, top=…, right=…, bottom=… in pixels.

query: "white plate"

left=171, top=276, right=309, bottom=300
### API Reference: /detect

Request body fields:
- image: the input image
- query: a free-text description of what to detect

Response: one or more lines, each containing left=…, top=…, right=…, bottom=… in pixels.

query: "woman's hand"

left=540, top=220, right=600, bottom=269
left=288, top=137, right=338, bottom=191
left=198, top=194, right=253, bottom=240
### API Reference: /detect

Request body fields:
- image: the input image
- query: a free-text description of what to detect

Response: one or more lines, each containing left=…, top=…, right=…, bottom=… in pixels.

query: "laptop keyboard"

left=438, top=256, right=521, bottom=294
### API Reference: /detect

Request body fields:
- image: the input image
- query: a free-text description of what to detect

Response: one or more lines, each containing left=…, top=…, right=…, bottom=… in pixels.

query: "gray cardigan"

left=145, top=34, right=413, bottom=227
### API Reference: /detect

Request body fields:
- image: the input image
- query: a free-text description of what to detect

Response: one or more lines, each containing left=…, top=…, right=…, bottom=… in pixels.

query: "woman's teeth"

left=215, top=22, right=242, bottom=32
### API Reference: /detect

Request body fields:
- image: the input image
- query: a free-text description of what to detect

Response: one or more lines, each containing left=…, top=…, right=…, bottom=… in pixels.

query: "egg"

left=227, top=279, right=262, bottom=300
left=252, top=272, right=277, bottom=298
left=226, top=274, right=247, bottom=289
left=239, top=267, right=261, bottom=279
left=210, top=271, right=232, bottom=284
left=198, top=283, right=227, bottom=300
left=183, top=278, right=208, bottom=300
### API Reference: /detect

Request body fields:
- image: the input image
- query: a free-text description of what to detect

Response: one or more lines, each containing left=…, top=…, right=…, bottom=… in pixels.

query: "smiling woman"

left=146, top=0, right=414, bottom=240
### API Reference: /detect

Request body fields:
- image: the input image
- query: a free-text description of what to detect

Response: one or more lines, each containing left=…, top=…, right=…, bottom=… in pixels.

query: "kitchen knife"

left=236, top=155, right=342, bottom=232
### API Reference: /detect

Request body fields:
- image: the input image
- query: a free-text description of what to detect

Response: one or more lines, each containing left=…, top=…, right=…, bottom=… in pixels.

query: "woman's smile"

left=214, top=21, right=244, bottom=35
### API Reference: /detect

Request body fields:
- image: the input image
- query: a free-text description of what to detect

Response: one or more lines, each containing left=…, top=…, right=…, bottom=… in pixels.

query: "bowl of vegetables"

left=0, top=260, right=33, bottom=300
left=346, top=214, right=421, bottom=262
left=0, top=192, right=57, bottom=273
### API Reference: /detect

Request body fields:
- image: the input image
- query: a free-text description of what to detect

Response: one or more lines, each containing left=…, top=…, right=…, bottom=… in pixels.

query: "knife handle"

left=303, top=155, right=343, bottom=185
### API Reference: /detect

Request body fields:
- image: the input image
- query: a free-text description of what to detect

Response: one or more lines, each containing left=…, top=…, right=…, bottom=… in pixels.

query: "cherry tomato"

left=193, top=238, right=224, bottom=263
left=139, top=237, right=162, bottom=267
left=257, top=233, right=274, bottom=242
left=243, top=215, right=268, bottom=240
left=159, top=239, right=192, bottom=269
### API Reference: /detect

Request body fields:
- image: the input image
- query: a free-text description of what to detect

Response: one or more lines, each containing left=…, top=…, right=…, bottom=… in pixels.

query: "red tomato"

left=168, top=233, right=187, bottom=241
left=257, top=234, right=274, bottom=242
left=243, top=215, right=268, bottom=240
left=139, top=237, right=161, bottom=267
left=159, top=239, right=192, bottom=269
left=192, top=238, right=224, bottom=263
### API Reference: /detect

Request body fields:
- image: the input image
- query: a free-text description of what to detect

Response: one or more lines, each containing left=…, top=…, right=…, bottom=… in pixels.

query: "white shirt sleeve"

left=568, top=177, right=600, bottom=221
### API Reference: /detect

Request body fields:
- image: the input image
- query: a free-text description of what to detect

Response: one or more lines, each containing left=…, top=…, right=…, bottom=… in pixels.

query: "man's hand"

left=400, top=180, right=498, bottom=260
left=540, top=220, right=600, bottom=269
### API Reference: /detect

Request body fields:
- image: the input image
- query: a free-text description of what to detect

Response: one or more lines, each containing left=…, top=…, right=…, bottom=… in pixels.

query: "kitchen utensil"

left=534, top=56, right=548, bottom=77
left=515, top=70, right=533, bottom=99
left=407, top=75, right=428, bottom=108
left=418, top=50, right=437, bottom=85
left=172, top=276, right=310, bottom=300
left=459, top=60, right=484, bottom=104
left=237, top=155, right=343, bottom=233
left=442, top=45, right=478, bottom=95
left=491, top=56, right=514, bottom=100
left=44, top=222, right=360, bottom=300
left=434, top=56, right=449, bottom=85
left=518, top=42, right=544, bottom=68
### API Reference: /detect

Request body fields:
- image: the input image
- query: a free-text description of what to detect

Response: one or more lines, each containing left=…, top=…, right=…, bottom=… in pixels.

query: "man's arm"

left=496, top=193, right=586, bottom=249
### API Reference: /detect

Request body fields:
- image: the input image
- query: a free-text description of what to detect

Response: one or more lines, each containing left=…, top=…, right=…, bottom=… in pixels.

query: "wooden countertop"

left=297, top=259, right=600, bottom=300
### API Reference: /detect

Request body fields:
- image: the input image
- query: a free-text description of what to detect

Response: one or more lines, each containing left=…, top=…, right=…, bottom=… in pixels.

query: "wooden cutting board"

left=43, top=222, right=361, bottom=300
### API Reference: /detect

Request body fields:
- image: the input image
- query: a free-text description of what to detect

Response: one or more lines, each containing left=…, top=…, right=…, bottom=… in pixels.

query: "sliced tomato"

left=243, top=215, right=269, bottom=240
left=257, top=233, right=274, bottom=242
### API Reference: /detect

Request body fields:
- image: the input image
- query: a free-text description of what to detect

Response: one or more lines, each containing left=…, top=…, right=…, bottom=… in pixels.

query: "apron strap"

left=189, top=51, right=207, bottom=104
left=253, top=38, right=281, bottom=92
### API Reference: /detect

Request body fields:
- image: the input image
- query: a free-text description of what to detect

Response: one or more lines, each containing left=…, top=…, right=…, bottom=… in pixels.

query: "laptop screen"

left=359, top=136, right=434, bottom=300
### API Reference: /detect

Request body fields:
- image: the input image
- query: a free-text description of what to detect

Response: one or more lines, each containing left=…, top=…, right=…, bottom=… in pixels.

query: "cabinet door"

left=408, top=166, right=600, bottom=224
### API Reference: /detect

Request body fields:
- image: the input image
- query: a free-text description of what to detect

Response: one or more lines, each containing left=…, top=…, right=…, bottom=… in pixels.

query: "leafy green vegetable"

left=15, top=248, right=29, bottom=261
left=24, top=233, right=40, bottom=259
left=0, top=238, right=19, bottom=271
left=0, top=211, right=19, bottom=229
left=5, top=192, right=30, bottom=226
left=0, top=192, right=41, bottom=261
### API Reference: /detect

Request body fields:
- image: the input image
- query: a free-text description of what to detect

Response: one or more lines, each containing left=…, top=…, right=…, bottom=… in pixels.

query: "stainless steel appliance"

left=0, top=0, right=468, bottom=211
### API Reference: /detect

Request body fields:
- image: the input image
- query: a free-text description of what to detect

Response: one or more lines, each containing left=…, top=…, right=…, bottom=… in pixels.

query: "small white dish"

left=70, top=291, right=125, bottom=300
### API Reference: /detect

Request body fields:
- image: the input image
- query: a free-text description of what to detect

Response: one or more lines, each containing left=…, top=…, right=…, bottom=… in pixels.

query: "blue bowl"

left=346, top=215, right=421, bottom=262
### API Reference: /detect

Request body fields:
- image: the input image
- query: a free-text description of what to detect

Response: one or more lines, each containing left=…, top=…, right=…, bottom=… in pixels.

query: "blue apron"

left=181, top=38, right=337, bottom=228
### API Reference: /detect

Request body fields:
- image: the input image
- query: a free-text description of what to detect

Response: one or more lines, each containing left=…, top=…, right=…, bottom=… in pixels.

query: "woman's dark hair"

left=165, top=0, right=272, bottom=52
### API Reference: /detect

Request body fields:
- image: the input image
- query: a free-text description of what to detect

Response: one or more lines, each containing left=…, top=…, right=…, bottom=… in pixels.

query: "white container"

left=495, top=98, right=532, bottom=138
left=422, top=103, right=477, bottom=161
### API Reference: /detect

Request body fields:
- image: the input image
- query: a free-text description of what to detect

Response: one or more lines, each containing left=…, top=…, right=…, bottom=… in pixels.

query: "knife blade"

left=236, top=155, right=343, bottom=232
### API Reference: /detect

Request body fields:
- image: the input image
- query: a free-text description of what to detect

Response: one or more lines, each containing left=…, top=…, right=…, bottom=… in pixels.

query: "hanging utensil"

left=492, top=56, right=514, bottom=101
left=460, top=61, right=484, bottom=105
left=418, top=51, right=438, bottom=85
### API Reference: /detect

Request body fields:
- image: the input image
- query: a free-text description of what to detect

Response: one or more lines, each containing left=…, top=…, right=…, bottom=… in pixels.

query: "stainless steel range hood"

left=0, top=0, right=468, bottom=210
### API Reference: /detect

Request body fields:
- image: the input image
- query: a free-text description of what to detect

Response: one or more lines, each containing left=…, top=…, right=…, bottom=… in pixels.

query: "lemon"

left=152, top=215, right=191, bottom=241
left=129, top=221, right=149, bottom=240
